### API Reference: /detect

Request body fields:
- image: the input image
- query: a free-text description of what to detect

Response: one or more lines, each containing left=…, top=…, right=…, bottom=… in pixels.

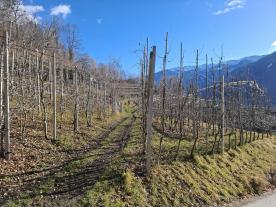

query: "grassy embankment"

left=82, top=117, right=276, bottom=207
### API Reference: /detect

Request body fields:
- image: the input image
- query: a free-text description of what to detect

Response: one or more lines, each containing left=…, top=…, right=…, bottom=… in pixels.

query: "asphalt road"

left=242, top=192, right=276, bottom=207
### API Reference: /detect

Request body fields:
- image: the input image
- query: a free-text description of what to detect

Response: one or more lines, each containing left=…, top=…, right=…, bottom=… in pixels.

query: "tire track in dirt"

left=0, top=115, right=132, bottom=206
left=3, top=114, right=136, bottom=206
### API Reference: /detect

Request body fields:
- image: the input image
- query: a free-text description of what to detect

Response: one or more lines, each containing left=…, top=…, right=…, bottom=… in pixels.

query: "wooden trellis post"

left=74, top=66, right=79, bottom=132
left=3, top=32, right=10, bottom=160
left=0, top=49, right=3, bottom=119
left=146, top=46, right=156, bottom=174
left=221, top=75, right=225, bottom=153
left=52, top=53, right=57, bottom=141
left=36, top=49, right=41, bottom=114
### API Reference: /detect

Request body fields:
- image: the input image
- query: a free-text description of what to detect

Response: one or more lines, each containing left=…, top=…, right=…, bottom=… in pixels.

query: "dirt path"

left=2, top=115, right=135, bottom=206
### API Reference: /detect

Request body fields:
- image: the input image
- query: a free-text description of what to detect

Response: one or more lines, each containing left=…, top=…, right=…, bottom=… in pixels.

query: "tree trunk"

left=158, top=32, right=168, bottom=165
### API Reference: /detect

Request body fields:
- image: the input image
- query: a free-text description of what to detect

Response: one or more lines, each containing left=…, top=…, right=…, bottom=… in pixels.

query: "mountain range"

left=154, top=52, right=276, bottom=104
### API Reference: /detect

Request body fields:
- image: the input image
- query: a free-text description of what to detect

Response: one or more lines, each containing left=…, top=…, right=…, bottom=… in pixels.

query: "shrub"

left=249, top=177, right=267, bottom=195
left=266, top=165, right=276, bottom=186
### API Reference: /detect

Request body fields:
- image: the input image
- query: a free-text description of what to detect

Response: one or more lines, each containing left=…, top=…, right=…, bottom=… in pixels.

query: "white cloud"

left=19, top=4, right=45, bottom=23
left=96, top=18, right=103, bottom=25
left=214, top=0, right=246, bottom=15
left=50, top=4, right=71, bottom=18
left=227, top=0, right=243, bottom=7
left=272, top=41, right=276, bottom=47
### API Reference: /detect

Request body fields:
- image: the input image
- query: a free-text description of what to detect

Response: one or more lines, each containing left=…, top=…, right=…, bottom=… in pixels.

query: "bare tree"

left=158, top=32, right=168, bottom=164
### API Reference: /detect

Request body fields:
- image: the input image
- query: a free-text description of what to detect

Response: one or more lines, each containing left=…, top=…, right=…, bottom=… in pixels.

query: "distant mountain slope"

left=227, top=55, right=263, bottom=71
left=228, top=56, right=264, bottom=73
left=154, top=53, right=276, bottom=103
left=154, top=55, right=262, bottom=85
left=230, top=52, right=276, bottom=104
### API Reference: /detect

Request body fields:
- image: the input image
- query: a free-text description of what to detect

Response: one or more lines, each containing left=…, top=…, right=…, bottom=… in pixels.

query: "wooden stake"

left=146, top=46, right=156, bottom=174
left=3, top=32, right=10, bottom=160
left=221, top=75, right=225, bottom=153
left=52, top=53, right=57, bottom=141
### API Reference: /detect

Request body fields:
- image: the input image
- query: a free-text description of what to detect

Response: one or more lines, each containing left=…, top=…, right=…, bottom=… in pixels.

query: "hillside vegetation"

left=1, top=105, right=275, bottom=207
left=82, top=118, right=276, bottom=207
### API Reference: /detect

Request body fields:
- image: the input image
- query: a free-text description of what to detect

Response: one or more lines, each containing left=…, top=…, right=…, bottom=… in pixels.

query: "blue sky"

left=22, top=0, right=276, bottom=76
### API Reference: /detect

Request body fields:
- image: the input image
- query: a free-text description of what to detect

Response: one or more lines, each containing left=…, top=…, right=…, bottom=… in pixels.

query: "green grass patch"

left=148, top=138, right=276, bottom=206
left=81, top=129, right=276, bottom=207
left=82, top=169, right=148, bottom=207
